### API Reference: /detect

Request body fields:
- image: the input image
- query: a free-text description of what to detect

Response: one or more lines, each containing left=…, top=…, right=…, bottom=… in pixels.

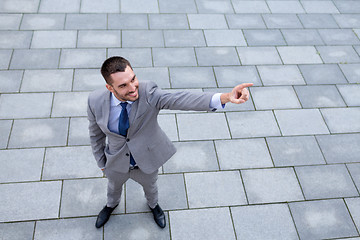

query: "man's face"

left=106, top=66, right=139, bottom=102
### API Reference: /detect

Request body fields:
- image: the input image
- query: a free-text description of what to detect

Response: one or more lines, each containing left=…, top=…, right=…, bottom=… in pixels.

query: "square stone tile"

left=0, top=14, right=22, bottom=30
left=317, top=46, right=360, bottom=64
left=80, top=0, right=119, bottom=13
left=215, top=138, right=273, bottom=170
left=334, top=0, right=360, bottom=13
left=133, top=67, right=170, bottom=88
left=34, top=217, right=102, bottom=240
left=333, top=14, right=360, bottom=28
left=188, top=14, right=228, bottom=29
left=153, top=48, right=197, bottom=67
left=298, top=13, right=339, bottom=28
left=339, top=64, right=360, bottom=83
left=0, top=120, right=12, bottom=148
left=267, top=136, right=325, bottom=167
left=282, top=29, right=324, bottom=45
left=122, top=30, right=164, bottom=47
left=78, top=30, right=121, bottom=48
left=267, top=1, right=305, bottom=13
left=204, top=30, right=246, bottom=46
left=10, top=49, right=60, bottom=69
left=43, top=146, right=101, bottom=180
left=319, top=29, right=360, bottom=45
left=316, top=134, right=360, bottom=164
left=0, top=222, right=35, bottom=240
left=177, top=113, right=230, bottom=140
left=237, top=47, right=282, bottom=65
left=0, top=181, right=61, bottom=222
left=345, top=198, right=360, bottom=232
left=158, top=0, right=197, bottom=13
left=108, top=48, right=152, bottom=68
left=170, top=208, right=236, bottom=240
left=9, top=118, right=69, bottom=148
left=169, top=67, right=216, bottom=88
left=337, top=84, right=360, bottom=106
left=231, top=204, right=298, bottom=240
left=299, top=64, right=347, bottom=84
left=0, top=31, right=32, bottom=49
left=0, top=70, right=23, bottom=93
left=68, top=117, right=90, bottom=145
left=296, top=165, right=358, bottom=200
left=226, top=14, right=266, bottom=29
left=232, top=1, right=270, bottom=13
left=0, top=148, right=44, bottom=183
left=73, top=69, right=105, bottom=91
left=244, top=29, right=286, bottom=46
left=121, top=0, right=159, bottom=13
left=0, top=93, right=53, bottom=119
left=60, top=49, right=106, bottom=68
left=21, top=14, right=66, bottom=30
left=251, top=86, right=301, bottom=110
left=196, top=0, right=234, bottom=13
left=214, top=66, right=262, bottom=87
left=263, top=14, right=303, bottom=28
left=196, top=47, right=240, bottom=66
left=275, top=109, right=330, bottom=136
left=241, top=168, right=304, bottom=204
left=302, top=1, right=339, bottom=13
left=164, top=30, right=206, bottom=47
left=31, top=30, right=77, bottom=48
left=157, top=114, right=178, bottom=141
left=295, top=85, right=346, bottom=108
left=39, top=0, right=80, bottom=13
left=22, top=69, right=73, bottom=92
left=257, top=65, right=305, bottom=86
left=108, top=14, right=148, bottom=29
left=0, top=50, right=12, bottom=69
left=289, top=199, right=358, bottom=239
left=321, top=108, right=360, bottom=133
left=52, top=92, right=89, bottom=117
left=227, top=111, right=281, bottom=138
left=150, top=14, right=189, bottom=29
left=65, top=14, right=107, bottom=30
left=163, top=141, right=219, bottom=173
left=0, top=0, right=40, bottom=13
left=278, top=46, right=323, bottom=64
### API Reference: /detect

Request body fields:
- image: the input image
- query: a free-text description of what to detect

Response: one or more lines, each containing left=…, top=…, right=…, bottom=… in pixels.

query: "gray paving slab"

left=298, top=13, right=339, bottom=28
left=237, top=46, right=282, bottom=65
left=0, top=70, right=23, bottom=93
left=157, top=114, right=178, bottom=141
left=257, top=65, right=305, bottom=85
left=149, top=14, right=189, bottom=29
left=153, top=48, right=197, bottom=67
left=319, top=29, right=360, bottom=45
left=317, top=46, right=360, bottom=64
left=278, top=46, right=323, bottom=64
left=31, top=30, right=77, bottom=49
left=188, top=14, right=228, bottom=29
left=73, top=69, right=105, bottom=91
left=231, top=204, right=299, bottom=240
left=267, top=1, right=305, bottom=13
left=164, top=30, right=206, bottom=47
left=241, top=168, right=304, bottom=204
left=347, top=164, right=360, bottom=192
left=226, top=14, right=267, bottom=29
left=68, top=117, right=91, bottom=145
left=52, top=92, right=89, bottom=117
left=334, top=14, right=360, bottom=28
left=262, top=14, right=303, bottom=28
left=21, top=14, right=66, bottom=30
left=65, top=14, right=107, bottom=30
left=214, top=66, right=262, bottom=87
left=78, top=30, right=121, bottom=48
left=158, top=0, right=197, bottom=13
left=0, top=120, right=11, bottom=149
left=244, top=29, right=287, bottom=46
left=0, top=50, right=12, bottom=69
left=302, top=1, right=339, bottom=13
left=169, top=208, right=236, bottom=240
left=121, top=0, right=159, bottom=13
left=0, top=181, right=61, bottom=222
left=195, top=47, right=240, bottom=66
left=133, top=67, right=170, bottom=88
left=205, top=30, right=247, bottom=46
left=0, top=14, right=22, bottom=30
left=289, top=199, right=359, bottom=240
left=0, top=222, right=34, bottom=240
left=282, top=29, right=324, bottom=45
left=108, top=48, right=152, bottom=67
left=334, top=0, right=360, bottom=14
left=169, top=67, right=216, bottom=88
left=39, top=0, right=80, bottom=13
left=321, top=107, right=360, bottom=133
left=108, top=14, right=148, bottom=29
left=59, top=49, right=106, bottom=68
left=232, top=1, right=270, bottom=13
left=346, top=198, right=360, bottom=232
left=80, top=0, right=119, bottom=13
left=339, top=63, right=360, bottom=83
left=10, top=49, right=60, bottom=70
left=0, top=0, right=40, bottom=13
left=196, top=0, right=234, bottom=13
left=296, top=164, right=359, bottom=200
left=299, top=64, right=348, bottom=84
left=337, top=84, right=360, bottom=106
left=122, top=30, right=164, bottom=48
left=295, top=85, right=346, bottom=108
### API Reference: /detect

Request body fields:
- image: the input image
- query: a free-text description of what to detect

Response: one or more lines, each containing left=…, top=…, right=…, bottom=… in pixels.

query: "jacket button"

left=126, top=153, right=130, bottom=156
left=126, top=138, right=130, bottom=142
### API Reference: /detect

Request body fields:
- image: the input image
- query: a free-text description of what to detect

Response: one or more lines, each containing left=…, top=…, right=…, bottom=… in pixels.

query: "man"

left=87, top=56, right=253, bottom=229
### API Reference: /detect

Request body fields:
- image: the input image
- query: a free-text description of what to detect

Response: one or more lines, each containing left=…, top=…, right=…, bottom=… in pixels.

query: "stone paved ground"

left=0, top=0, right=360, bottom=239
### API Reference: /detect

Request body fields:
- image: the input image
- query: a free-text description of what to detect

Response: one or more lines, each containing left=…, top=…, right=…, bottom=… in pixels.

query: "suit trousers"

left=104, top=167, right=158, bottom=209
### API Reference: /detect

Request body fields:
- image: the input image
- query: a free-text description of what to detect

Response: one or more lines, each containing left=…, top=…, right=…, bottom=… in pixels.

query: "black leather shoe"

left=95, top=204, right=118, bottom=228
left=150, top=204, right=166, bottom=228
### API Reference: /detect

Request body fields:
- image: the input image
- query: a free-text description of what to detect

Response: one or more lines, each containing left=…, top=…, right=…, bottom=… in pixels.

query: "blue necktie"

left=119, top=102, right=136, bottom=166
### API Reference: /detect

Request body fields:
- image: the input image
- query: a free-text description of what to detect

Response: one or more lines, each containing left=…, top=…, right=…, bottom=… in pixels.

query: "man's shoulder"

left=89, top=88, right=108, bottom=100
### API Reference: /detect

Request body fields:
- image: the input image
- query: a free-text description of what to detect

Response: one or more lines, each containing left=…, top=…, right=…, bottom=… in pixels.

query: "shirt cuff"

left=209, top=93, right=225, bottom=111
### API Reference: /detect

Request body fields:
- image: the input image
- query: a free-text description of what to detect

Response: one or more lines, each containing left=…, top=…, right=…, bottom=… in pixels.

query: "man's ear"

left=105, top=84, right=113, bottom=92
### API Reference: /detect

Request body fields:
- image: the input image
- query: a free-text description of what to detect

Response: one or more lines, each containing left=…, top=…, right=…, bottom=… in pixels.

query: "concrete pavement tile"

left=0, top=222, right=34, bottom=240
left=164, top=30, right=206, bottom=47
left=10, top=49, right=60, bottom=69
left=355, top=45, right=360, bottom=55
left=73, top=69, right=105, bottom=91
left=0, top=14, right=22, bottom=30
left=232, top=1, right=270, bottom=13
left=231, top=204, right=298, bottom=240
left=31, top=30, right=77, bottom=49
left=133, top=67, right=170, bottom=88
left=0, top=0, right=40, bottom=13
left=188, top=14, right=228, bottom=29
left=298, top=13, right=339, bottom=28
left=59, top=49, right=106, bottom=68
left=214, top=66, right=262, bottom=87
left=163, top=141, right=218, bottom=173
left=237, top=47, right=282, bottom=65
left=0, top=181, right=61, bottom=222
left=169, top=67, right=216, bottom=88
left=244, top=29, right=286, bottom=46
left=215, top=138, right=273, bottom=169
left=195, top=47, right=240, bottom=66
left=0, top=31, right=32, bottom=49
left=345, top=198, right=360, bottom=232
left=302, top=1, right=339, bottom=13
left=0, top=148, right=44, bottom=183
left=43, top=146, right=101, bottom=180
left=122, top=30, right=164, bottom=48
left=108, top=48, right=152, bottom=67
left=226, top=14, right=266, bottom=29
left=275, top=109, right=330, bottom=136
left=318, top=29, right=360, bottom=45
left=321, top=107, right=360, bottom=133
left=294, top=85, right=346, bottom=108
left=0, top=93, right=53, bottom=119
left=267, top=1, right=305, bottom=13
left=39, top=0, right=80, bottom=13
left=108, top=14, right=148, bottom=29
left=263, top=14, right=303, bottom=28
left=196, top=0, right=234, bottom=13
left=282, top=29, right=324, bottom=45
left=339, top=63, right=360, bottom=83
left=278, top=46, right=323, bottom=64
left=0, top=70, right=23, bottom=93
left=317, top=46, right=360, bottom=63
left=257, top=65, right=305, bottom=85
left=0, top=120, right=12, bottom=148
left=153, top=48, right=197, bottom=67
left=21, top=14, right=65, bottom=30
left=149, top=14, right=189, bottom=29
left=21, top=69, right=73, bottom=92
left=78, top=30, right=121, bottom=48
left=289, top=199, right=358, bottom=239
left=334, top=0, right=360, bottom=13
left=227, top=111, right=281, bottom=138
left=333, top=14, right=360, bottom=28
left=121, top=0, right=159, bottom=13
left=177, top=112, right=230, bottom=140
left=157, top=114, right=178, bottom=141
left=52, top=92, right=89, bottom=117
left=296, top=165, right=358, bottom=200
left=158, top=0, right=197, bottom=13
left=34, top=217, right=101, bottom=240
left=68, top=117, right=91, bottom=145
left=299, top=64, right=347, bottom=84
left=251, top=86, right=301, bottom=110
left=9, top=118, right=69, bottom=148
left=242, top=168, right=304, bottom=204
left=316, top=134, right=360, bottom=164
left=65, top=14, right=107, bottom=30
left=337, top=84, right=360, bottom=106
left=346, top=164, right=360, bottom=192
left=0, top=50, right=12, bottom=69
left=81, top=0, right=120, bottom=13
left=267, top=136, right=326, bottom=167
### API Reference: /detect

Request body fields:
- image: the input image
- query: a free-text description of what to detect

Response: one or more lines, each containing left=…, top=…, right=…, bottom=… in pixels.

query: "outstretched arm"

left=220, top=83, right=253, bottom=104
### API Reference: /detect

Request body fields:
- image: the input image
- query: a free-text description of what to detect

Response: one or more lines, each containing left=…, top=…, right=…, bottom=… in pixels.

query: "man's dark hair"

left=101, top=56, right=133, bottom=84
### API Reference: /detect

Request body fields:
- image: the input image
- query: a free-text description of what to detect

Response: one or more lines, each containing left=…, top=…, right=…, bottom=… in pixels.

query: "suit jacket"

left=87, top=81, right=214, bottom=174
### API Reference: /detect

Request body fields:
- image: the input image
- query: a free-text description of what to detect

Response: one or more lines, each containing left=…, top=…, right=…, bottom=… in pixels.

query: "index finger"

left=235, top=83, right=254, bottom=90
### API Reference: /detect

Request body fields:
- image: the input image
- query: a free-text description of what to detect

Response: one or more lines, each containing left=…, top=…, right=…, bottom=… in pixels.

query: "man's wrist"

left=220, top=93, right=230, bottom=105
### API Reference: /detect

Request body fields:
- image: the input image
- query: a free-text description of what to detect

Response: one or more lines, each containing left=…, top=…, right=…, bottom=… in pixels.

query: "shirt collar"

left=110, top=93, right=134, bottom=107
